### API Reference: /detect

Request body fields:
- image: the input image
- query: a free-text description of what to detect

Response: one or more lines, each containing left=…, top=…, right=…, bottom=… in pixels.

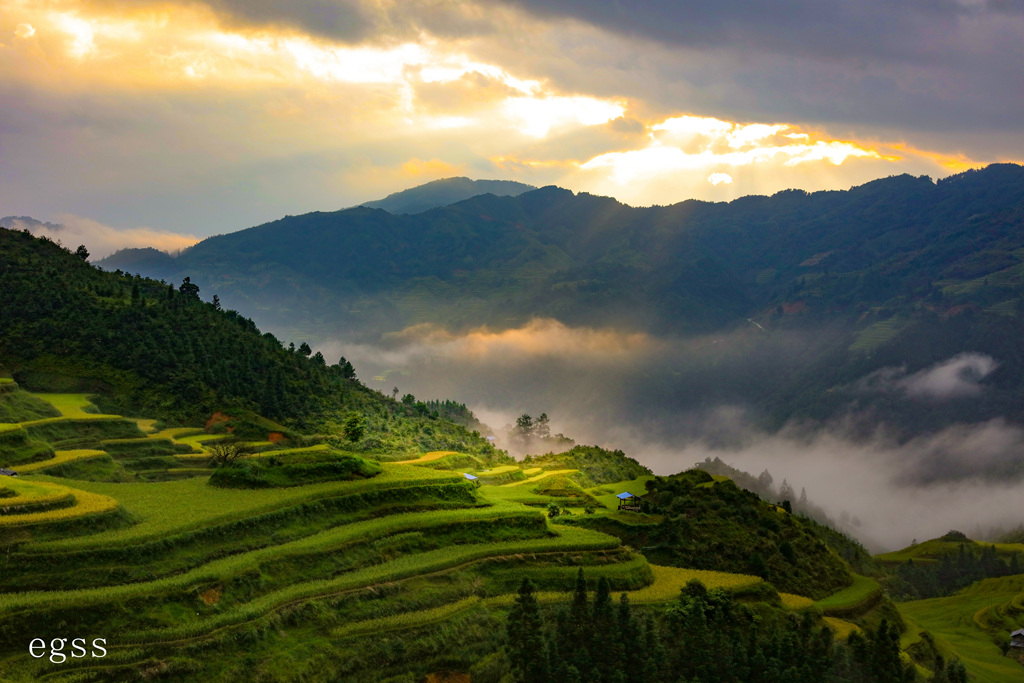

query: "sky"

left=1, top=0, right=1022, bottom=254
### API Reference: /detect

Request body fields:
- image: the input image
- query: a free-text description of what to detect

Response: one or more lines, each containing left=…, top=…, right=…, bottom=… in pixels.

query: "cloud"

left=632, top=421, right=1024, bottom=551
left=1, top=215, right=199, bottom=260
left=480, top=0, right=1024, bottom=135
left=310, top=320, right=1024, bottom=551
left=384, top=318, right=655, bottom=361
left=707, top=172, right=733, bottom=186
left=0, top=0, right=1018, bottom=232
left=858, top=353, right=999, bottom=400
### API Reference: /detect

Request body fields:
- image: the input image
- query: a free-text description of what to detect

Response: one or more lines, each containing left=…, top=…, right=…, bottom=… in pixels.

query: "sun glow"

left=582, top=115, right=885, bottom=183
left=503, top=95, right=626, bottom=137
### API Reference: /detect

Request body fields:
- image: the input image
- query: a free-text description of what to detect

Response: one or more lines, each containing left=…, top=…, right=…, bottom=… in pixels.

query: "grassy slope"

left=877, top=538, right=1024, bottom=564
left=899, top=575, right=1024, bottom=683
left=0, top=401, right=906, bottom=681
left=27, top=465, right=460, bottom=551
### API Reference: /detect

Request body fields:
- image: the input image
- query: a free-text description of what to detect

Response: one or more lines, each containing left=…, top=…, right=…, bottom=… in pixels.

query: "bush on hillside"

left=209, top=455, right=381, bottom=488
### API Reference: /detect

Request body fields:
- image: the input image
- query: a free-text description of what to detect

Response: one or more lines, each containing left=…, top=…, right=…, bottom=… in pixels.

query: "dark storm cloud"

left=486, top=0, right=1024, bottom=132
left=204, top=0, right=376, bottom=42
left=490, top=0, right=1015, bottom=62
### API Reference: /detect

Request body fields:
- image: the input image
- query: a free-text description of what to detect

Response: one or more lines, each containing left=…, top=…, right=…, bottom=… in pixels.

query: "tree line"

left=506, top=571, right=966, bottom=683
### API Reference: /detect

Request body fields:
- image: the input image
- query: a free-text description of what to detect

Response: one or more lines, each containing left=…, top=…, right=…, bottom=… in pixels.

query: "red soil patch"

left=199, top=587, right=222, bottom=605
left=268, top=432, right=286, bottom=444
left=205, top=412, right=232, bottom=431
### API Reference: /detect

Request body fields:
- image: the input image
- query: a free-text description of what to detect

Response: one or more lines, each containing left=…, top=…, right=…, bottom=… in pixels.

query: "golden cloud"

left=389, top=318, right=655, bottom=360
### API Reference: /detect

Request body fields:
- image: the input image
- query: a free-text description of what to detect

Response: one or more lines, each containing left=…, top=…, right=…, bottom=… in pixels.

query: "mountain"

left=98, top=164, right=1024, bottom=337
left=90, top=164, right=1024, bottom=435
left=358, top=176, right=535, bottom=214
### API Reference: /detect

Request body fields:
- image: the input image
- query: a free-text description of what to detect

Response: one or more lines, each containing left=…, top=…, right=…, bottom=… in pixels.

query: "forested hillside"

left=0, top=227, right=494, bottom=455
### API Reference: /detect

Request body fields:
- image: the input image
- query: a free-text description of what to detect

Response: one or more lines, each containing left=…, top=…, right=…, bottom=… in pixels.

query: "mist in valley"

left=318, top=318, right=1024, bottom=552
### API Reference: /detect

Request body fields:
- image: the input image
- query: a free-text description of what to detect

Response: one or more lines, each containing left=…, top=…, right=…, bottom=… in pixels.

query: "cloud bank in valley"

left=321, top=319, right=1024, bottom=551
left=0, top=215, right=199, bottom=260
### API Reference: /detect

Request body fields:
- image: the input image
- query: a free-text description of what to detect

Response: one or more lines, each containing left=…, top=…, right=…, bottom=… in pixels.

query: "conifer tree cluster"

left=505, top=570, right=951, bottom=683
left=892, top=542, right=1023, bottom=599
left=0, top=228, right=369, bottom=426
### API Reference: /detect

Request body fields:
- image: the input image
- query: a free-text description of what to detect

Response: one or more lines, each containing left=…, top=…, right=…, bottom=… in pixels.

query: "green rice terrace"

left=0, top=388, right=949, bottom=681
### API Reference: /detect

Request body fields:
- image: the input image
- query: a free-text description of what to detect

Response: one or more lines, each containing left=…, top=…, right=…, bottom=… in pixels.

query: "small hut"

left=0, top=468, right=18, bottom=477
left=1011, top=628, right=1024, bottom=649
left=463, top=473, right=478, bottom=481
left=616, top=492, right=641, bottom=512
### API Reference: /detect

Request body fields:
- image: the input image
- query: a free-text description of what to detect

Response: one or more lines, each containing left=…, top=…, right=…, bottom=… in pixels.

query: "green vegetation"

left=879, top=533, right=1024, bottom=600
left=522, top=445, right=651, bottom=487
left=503, top=572, right=918, bottom=683
left=816, top=574, right=883, bottom=617
left=565, top=469, right=854, bottom=598
left=899, top=575, right=1024, bottom=683
left=0, top=227, right=501, bottom=461
left=0, top=388, right=59, bottom=423
left=4, top=213, right=1019, bottom=680
left=208, top=453, right=382, bottom=488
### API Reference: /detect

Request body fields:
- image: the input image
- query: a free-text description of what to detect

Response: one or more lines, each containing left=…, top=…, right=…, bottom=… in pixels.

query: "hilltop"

left=359, top=176, right=536, bottom=214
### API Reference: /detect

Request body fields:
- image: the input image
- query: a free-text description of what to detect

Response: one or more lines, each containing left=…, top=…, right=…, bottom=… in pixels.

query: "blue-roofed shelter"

left=616, top=491, right=641, bottom=511
left=0, top=468, right=18, bottom=477
left=463, top=473, right=478, bottom=481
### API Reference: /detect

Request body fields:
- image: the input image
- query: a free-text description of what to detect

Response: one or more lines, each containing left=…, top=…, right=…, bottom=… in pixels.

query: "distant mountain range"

left=96, top=164, right=1024, bottom=337
left=89, top=164, right=1024, bottom=435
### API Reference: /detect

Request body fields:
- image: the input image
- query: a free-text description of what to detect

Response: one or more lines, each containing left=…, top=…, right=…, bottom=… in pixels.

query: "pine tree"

left=591, top=577, right=616, bottom=672
left=567, top=568, right=592, bottom=673
left=507, top=579, right=549, bottom=683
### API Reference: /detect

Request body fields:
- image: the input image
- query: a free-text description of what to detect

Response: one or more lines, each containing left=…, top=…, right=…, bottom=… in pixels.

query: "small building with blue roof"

left=616, top=491, right=641, bottom=511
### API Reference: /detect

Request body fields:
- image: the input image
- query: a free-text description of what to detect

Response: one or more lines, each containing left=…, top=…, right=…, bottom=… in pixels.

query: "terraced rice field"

left=0, top=468, right=631, bottom=682
left=899, top=576, right=1024, bottom=683
left=815, top=574, right=882, bottom=616
left=28, top=393, right=120, bottom=420
left=849, top=317, right=903, bottom=352
left=13, top=449, right=106, bottom=473
left=392, top=450, right=460, bottom=464
left=0, top=476, right=119, bottom=528
left=499, top=468, right=578, bottom=487
left=0, top=399, right=915, bottom=681
left=780, top=593, right=815, bottom=610
left=27, top=464, right=462, bottom=551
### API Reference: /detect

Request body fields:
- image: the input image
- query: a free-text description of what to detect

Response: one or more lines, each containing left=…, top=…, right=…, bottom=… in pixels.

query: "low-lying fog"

left=318, top=318, right=1024, bottom=553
